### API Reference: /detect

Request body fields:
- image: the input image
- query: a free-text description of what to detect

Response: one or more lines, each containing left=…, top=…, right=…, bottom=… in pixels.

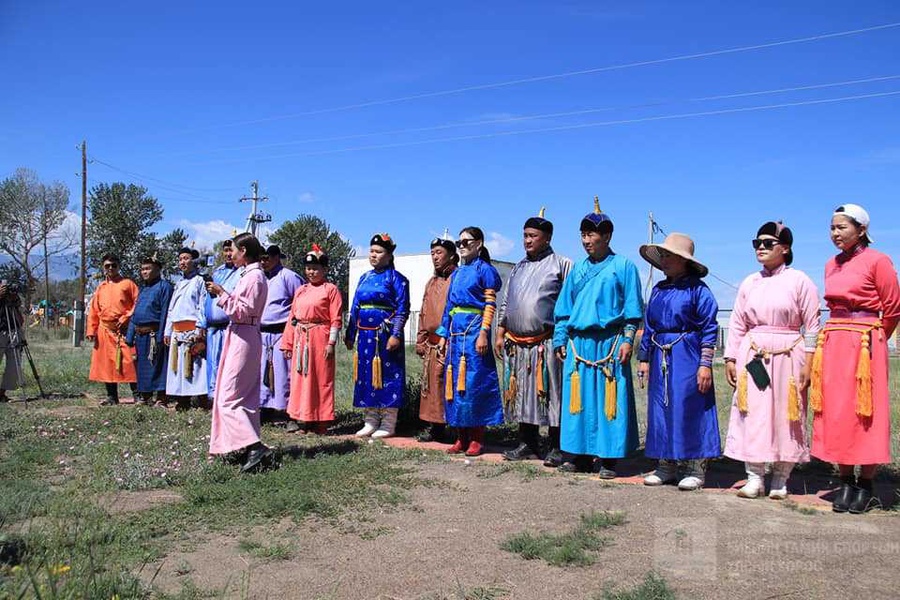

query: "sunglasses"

left=455, top=239, right=475, bottom=249
left=751, top=239, right=781, bottom=250
left=102, top=263, right=119, bottom=269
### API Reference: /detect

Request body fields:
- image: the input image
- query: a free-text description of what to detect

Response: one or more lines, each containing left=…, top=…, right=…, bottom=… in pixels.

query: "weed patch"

left=595, top=572, right=676, bottom=600
left=501, top=511, right=626, bottom=566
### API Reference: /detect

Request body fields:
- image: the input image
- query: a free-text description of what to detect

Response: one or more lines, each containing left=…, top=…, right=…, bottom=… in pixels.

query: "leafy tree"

left=156, top=228, right=189, bottom=279
left=268, top=214, right=356, bottom=302
left=86, top=182, right=163, bottom=280
left=0, top=168, right=75, bottom=308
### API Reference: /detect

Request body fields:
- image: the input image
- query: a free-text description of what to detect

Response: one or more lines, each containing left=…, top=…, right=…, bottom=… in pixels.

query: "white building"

left=348, top=253, right=515, bottom=342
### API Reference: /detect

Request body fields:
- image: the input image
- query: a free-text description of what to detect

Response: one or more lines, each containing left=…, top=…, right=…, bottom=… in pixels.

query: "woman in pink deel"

left=205, top=233, right=272, bottom=473
left=812, top=204, right=900, bottom=514
left=723, top=222, right=820, bottom=500
left=281, top=245, right=343, bottom=434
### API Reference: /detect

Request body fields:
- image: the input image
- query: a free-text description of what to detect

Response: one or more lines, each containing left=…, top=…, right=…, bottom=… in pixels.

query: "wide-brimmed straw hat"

left=639, top=232, right=708, bottom=278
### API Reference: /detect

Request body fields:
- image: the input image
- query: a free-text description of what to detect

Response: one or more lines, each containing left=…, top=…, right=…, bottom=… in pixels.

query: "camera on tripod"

left=0, top=279, right=20, bottom=296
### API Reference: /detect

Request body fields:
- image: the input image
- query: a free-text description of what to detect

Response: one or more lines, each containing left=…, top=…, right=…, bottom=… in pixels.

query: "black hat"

left=221, top=239, right=233, bottom=248
left=524, top=207, right=553, bottom=235
left=178, top=247, right=200, bottom=260
left=429, top=236, right=457, bottom=254
left=141, top=253, right=163, bottom=268
left=265, top=244, right=286, bottom=258
left=580, top=196, right=613, bottom=234
left=370, top=233, right=396, bottom=252
left=303, top=244, right=329, bottom=267
left=756, top=221, right=794, bottom=265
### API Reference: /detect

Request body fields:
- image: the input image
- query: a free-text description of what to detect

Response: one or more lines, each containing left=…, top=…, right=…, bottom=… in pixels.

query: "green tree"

left=86, top=182, right=163, bottom=280
left=268, top=214, right=356, bottom=301
left=0, top=168, right=74, bottom=309
left=156, top=228, right=189, bottom=279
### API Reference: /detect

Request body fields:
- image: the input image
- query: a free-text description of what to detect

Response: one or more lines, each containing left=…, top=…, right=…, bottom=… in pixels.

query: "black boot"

left=832, top=475, right=856, bottom=513
left=100, top=383, right=119, bottom=406
left=241, top=443, right=274, bottom=473
left=849, top=478, right=880, bottom=514
left=594, top=458, right=618, bottom=479
left=543, top=426, right=563, bottom=467
left=503, top=424, right=541, bottom=461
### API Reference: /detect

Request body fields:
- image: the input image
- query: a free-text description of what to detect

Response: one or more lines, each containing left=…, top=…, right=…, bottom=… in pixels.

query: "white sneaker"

left=677, top=476, right=704, bottom=491
left=371, top=408, right=397, bottom=439
left=768, top=487, right=788, bottom=500
left=644, top=472, right=677, bottom=486
left=355, top=409, right=380, bottom=437
left=737, top=478, right=764, bottom=499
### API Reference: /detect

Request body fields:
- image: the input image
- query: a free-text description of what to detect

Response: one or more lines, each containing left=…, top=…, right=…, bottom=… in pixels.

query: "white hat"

left=834, top=203, right=874, bottom=243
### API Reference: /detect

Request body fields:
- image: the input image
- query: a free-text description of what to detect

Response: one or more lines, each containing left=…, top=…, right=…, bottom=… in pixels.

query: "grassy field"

left=1, top=334, right=898, bottom=597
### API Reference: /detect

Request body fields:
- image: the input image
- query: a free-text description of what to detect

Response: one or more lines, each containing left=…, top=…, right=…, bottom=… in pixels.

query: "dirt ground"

left=144, top=446, right=900, bottom=600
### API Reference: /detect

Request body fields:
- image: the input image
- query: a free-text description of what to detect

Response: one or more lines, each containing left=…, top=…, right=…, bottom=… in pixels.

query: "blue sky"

left=2, top=0, right=899, bottom=305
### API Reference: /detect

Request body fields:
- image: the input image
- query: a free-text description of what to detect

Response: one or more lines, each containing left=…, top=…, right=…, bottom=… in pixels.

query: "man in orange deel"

left=86, top=253, right=139, bottom=405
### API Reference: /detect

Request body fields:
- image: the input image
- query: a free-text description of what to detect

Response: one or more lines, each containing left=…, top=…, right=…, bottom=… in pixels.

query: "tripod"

left=1, top=301, right=46, bottom=402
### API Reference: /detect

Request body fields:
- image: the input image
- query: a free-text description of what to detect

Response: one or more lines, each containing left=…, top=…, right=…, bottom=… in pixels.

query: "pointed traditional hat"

left=580, top=196, right=613, bottom=233
left=524, top=206, right=553, bottom=235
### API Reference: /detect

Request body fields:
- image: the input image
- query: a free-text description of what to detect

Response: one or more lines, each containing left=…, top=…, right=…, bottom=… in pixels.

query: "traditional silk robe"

left=281, top=281, right=343, bottom=422
left=437, top=257, right=503, bottom=427
left=812, top=247, right=900, bottom=465
left=205, top=263, right=240, bottom=397
left=125, top=278, right=173, bottom=393
left=723, top=266, right=820, bottom=463
left=87, top=277, right=139, bottom=383
left=416, top=264, right=455, bottom=424
left=553, top=252, right=643, bottom=458
left=498, top=247, right=572, bottom=427
left=259, top=265, right=305, bottom=411
left=639, top=276, right=720, bottom=460
left=346, top=267, right=410, bottom=409
left=164, top=271, right=208, bottom=396
left=209, top=263, right=268, bottom=455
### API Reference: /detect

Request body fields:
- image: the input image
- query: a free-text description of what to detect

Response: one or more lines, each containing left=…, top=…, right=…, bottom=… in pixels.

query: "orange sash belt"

left=810, top=318, right=882, bottom=418
left=172, top=320, right=198, bottom=333
left=504, top=330, right=552, bottom=346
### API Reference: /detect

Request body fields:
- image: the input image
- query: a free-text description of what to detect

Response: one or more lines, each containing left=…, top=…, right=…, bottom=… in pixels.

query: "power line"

left=90, top=158, right=243, bottom=194
left=86, top=175, right=225, bottom=205
left=190, top=89, right=900, bottom=165
left=154, top=20, right=900, bottom=137
left=166, top=74, right=900, bottom=158
left=90, top=159, right=232, bottom=203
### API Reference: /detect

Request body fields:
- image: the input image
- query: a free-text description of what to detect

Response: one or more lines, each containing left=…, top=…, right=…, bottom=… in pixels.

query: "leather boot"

left=355, top=409, right=380, bottom=437
left=832, top=474, right=856, bottom=513
left=372, top=408, right=398, bottom=439
left=849, top=478, right=880, bottom=514
left=465, top=426, right=485, bottom=457
left=447, top=428, right=469, bottom=454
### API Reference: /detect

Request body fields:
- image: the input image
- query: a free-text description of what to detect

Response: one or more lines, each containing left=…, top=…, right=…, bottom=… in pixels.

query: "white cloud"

left=298, top=191, right=316, bottom=203
left=178, top=219, right=242, bottom=251
left=47, top=210, right=81, bottom=254
left=484, top=232, right=515, bottom=258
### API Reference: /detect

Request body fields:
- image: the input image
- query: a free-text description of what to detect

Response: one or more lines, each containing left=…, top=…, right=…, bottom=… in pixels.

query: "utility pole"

left=73, top=140, right=87, bottom=347
left=239, top=180, right=271, bottom=237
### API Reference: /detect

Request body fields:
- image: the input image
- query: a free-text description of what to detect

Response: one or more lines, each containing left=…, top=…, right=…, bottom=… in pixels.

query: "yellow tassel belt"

left=502, top=331, right=553, bottom=407
left=567, top=335, right=621, bottom=421
left=736, top=336, right=803, bottom=421
left=810, top=319, right=882, bottom=418
left=444, top=317, right=482, bottom=401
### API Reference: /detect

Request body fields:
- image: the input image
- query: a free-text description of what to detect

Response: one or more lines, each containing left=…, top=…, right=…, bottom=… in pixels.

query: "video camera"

left=0, top=279, right=20, bottom=297
left=191, top=254, right=216, bottom=283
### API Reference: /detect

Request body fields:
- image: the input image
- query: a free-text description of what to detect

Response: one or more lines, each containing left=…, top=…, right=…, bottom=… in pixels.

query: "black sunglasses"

left=751, top=239, right=780, bottom=250
left=102, top=263, right=119, bottom=269
left=455, top=239, right=475, bottom=249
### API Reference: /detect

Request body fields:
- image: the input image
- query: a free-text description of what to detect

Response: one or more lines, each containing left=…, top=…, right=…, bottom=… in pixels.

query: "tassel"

left=457, top=354, right=467, bottom=392
left=569, top=367, right=582, bottom=414
left=170, top=340, right=178, bottom=374
left=115, top=338, right=123, bottom=373
left=352, top=349, right=359, bottom=383
left=737, top=369, right=748, bottom=414
left=506, top=374, right=518, bottom=407
left=302, top=341, right=310, bottom=376
left=445, top=364, right=454, bottom=401
left=295, top=340, right=302, bottom=373
left=856, top=331, right=873, bottom=418
left=535, top=350, right=545, bottom=397
left=184, top=346, right=193, bottom=381
left=604, top=367, right=617, bottom=421
left=372, top=355, right=383, bottom=390
left=787, top=375, right=800, bottom=422
left=809, top=332, right=825, bottom=414
left=266, top=359, right=275, bottom=391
